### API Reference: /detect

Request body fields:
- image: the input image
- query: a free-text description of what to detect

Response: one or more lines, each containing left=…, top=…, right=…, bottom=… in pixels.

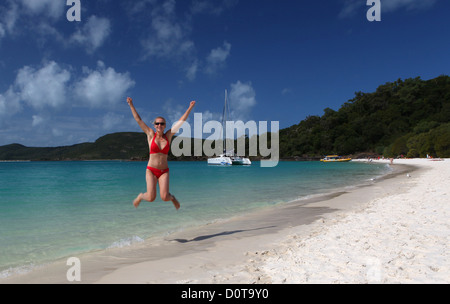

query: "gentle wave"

left=0, top=263, right=39, bottom=279
left=108, top=236, right=145, bottom=249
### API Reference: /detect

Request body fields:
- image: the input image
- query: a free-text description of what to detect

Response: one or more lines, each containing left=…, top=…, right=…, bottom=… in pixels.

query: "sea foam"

left=108, top=236, right=145, bottom=249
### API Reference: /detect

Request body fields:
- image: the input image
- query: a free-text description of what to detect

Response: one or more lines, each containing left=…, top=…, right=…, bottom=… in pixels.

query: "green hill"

left=1, top=75, right=449, bottom=160
left=0, top=133, right=149, bottom=161
left=279, top=75, right=450, bottom=158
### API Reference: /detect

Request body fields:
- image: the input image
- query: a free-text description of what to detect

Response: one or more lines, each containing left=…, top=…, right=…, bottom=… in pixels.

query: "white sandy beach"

left=249, top=159, right=450, bottom=284
left=2, top=159, right=448, bottom=284
left=95, top=158, right=449, bottom=284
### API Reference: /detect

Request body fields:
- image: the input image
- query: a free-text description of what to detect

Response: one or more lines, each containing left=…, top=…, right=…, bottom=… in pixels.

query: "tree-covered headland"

left=279, top=75, right=449, bottom=158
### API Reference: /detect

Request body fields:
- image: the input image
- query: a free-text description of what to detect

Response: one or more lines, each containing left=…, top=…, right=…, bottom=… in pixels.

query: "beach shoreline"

left=97, top=159, right=449, bottom=284
left=1, top=159, right=448, bottom=284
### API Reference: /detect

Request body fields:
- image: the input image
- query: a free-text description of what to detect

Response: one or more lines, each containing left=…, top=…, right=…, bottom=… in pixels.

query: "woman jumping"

left=127, top=97, right=195, bottom=210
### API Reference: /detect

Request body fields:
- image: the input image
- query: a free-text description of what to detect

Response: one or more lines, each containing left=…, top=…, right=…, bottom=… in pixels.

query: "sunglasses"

left=154, top=122, right=166, bottom=126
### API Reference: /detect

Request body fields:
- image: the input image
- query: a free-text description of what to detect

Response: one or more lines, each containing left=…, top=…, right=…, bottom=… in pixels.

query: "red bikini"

left=147, top=135, right=170, bottom=179
left=149, top=134, right=170, bottom=155
left=147, top=166, right=169, bottom=179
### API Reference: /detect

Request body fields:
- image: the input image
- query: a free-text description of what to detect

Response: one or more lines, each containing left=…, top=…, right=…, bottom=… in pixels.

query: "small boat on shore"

left=320, top=155, right=352, bottom=162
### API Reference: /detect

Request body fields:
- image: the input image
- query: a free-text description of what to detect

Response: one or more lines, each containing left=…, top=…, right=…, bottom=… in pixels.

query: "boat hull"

left=208, top=156, right=232, bottom=165
left=320, top=158, right=352, bottom=162
left=208, top=155, right=251, bottom=166
left=320, top=155, right=352, bottom=162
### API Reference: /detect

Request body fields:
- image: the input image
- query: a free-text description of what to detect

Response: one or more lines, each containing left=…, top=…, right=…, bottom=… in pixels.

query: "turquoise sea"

left=0, top=160, right=390, bottom=278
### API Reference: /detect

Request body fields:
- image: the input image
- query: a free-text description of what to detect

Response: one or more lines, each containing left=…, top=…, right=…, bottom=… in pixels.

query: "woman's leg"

left=133, top=169, right=157, bottom=208
left=158, top=173, right=180, bottom=210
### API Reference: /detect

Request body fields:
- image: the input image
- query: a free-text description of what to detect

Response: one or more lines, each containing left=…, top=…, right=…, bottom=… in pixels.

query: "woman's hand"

left=127, top=97, right=133, bottom=106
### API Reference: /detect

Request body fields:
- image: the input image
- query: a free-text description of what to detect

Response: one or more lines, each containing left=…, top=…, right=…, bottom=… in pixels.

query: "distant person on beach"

left=127, top=97, right=196, bottom=210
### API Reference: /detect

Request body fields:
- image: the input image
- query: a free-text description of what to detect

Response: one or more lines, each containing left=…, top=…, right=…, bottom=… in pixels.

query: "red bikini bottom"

left=147, top=166, right=169, bottom=179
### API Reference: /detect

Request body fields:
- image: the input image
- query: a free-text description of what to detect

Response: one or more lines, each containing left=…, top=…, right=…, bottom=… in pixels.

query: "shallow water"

left=0, top=160, right=390, bottom=276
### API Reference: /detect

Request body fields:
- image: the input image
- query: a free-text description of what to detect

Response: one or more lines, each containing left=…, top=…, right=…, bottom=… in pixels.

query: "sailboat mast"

left=222, top=90, right=227, bottom=153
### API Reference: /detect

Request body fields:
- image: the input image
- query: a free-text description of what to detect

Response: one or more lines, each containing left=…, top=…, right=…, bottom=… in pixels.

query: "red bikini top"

left=150, top=135, right=170, bottom=155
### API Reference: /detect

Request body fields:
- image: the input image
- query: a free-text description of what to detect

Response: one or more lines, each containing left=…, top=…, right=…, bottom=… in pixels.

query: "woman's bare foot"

left=133, top=194, right=143, bottom=208
left=171, top=195, right=180, bottom=210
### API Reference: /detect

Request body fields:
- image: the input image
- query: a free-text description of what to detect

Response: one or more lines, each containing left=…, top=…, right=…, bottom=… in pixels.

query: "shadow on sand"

left=171, top=226, right=276, bottom=243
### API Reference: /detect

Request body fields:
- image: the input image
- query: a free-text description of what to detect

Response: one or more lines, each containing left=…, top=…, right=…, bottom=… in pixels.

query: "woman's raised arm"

left=127, top=97, right=152, bottom=135
left=168, top=101, right=196, bottom=136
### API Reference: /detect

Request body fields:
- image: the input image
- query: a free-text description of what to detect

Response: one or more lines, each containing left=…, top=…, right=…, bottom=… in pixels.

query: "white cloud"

left=186, top=60, right=199, bottom=81
left=36, top=21, right=65, bottom=42
left=0, top=1, right=66, bottom=47
left=128, top=0, right=159, bottom=15
left=52, top=127, right=64, bottom=137
left=383, top=0, right=437, bottom=12
left=339, top=0, right=437, bottom=18
left=205, top=41, right=231, bottom=75
left=32, top=115, right=44, bottom=127
left=102, top=112, right=125, bottom=130
left=0, top=1, right=19, bottom=39
left=281, top=88, right=292, bottom=95
left=229, top=81, right=257, bottom=121
left=15, top=61, right=71, bottom=109
left=190, top=0, right=214, bottom=15
left=163, top=99, right=186, bottom=124
left=1, top=61, right=135, bottom=117
left=190, top=0, right=239, bottom=15
left=140, top=0, right=236, bottom=80
left=339, top=0, right=364, bottom=18
left=0, top=24, right=5, bottom=40
left=71, top=16, right=111, bottom=53
left=74, top=61, right=135, bottom=108
left=4, top=2, right=19, bottom=32
left=201, top=110, right=219, bottom=122
left=0, top=61, right=136, bottom=146
left=0, top=1, right=106, bottom=50
left=0, top=87, right=21, bottom=117
left=142, top=0, right=195, bottom=60
left=20, top=0, right=65, bottom=20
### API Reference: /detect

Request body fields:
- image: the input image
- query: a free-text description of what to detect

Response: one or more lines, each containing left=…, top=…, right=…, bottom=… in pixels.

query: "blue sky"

left=0, top=0, right=449, bottom=147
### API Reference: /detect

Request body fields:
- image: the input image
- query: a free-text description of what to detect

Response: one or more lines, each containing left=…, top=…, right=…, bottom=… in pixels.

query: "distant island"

left=0, top=132, right=150, bottom=161
left=1, top=75, right=449, bottom=161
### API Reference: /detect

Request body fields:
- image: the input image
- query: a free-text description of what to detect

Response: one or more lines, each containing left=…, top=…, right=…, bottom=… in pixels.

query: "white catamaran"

left=207, top=90, right=251, bottom=166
